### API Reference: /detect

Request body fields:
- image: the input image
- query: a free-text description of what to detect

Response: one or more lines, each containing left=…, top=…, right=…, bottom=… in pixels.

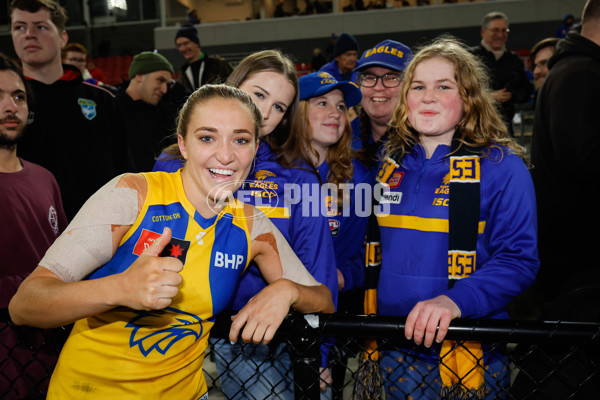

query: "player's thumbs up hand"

left=118, top=227, right=184, bottom=310
left=141, top=226, right=174, bottom=256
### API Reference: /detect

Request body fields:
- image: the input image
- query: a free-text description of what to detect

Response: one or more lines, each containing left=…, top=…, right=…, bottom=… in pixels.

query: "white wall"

left=178, top=0, right=255, bottom=22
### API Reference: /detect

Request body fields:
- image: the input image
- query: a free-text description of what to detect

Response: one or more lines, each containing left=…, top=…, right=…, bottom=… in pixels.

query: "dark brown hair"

left=10, top=0, right=68, bottom=32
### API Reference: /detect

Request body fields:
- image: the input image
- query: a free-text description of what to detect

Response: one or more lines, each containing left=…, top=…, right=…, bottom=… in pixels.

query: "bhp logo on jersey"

left=133, top=229, right=191, bottom=264
left=214, top=252, right=244, bottom=270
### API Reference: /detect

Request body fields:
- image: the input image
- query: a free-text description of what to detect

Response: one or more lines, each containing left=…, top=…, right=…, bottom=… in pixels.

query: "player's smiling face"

left=179, top=97, right=257, bottom=216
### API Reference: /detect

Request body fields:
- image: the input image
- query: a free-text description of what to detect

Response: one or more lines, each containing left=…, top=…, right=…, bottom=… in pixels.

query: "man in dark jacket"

left=530, top=37, right=559, bottom=92
left=10, top=0, right=132, bottom=220
left=174, top=23, right=233, bottom=93
left=470, top=11, right=533, bottom=136
left=510, top=4, right=600, bottom=397
left=116, top=51, right=178, bottom=172
left=531, top=0, right=600, bottom=305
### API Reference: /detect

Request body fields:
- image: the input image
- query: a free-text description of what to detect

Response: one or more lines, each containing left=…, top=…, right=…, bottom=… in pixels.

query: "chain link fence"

left=0, top=309, right=71, bottom=399
left=2, top=309, right=599, bottom=399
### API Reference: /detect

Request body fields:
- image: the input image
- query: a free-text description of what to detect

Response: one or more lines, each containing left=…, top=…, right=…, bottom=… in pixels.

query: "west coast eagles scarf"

left=441, top=140, right=485, bottom=399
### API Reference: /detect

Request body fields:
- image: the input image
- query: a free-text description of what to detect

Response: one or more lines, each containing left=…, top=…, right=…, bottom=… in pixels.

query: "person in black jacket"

left=174, top=23, right=233, bottom=93
left=115, top=51, right=179, bottom=172
left=530, top=37, right=559, bottom=93
left=511, top=4, right=600, bottom=397
left=531, top=0, right=600, bottom=306
left=470, top=11, right=533, bottom=136
left=10, top=0, right=133, bottom=220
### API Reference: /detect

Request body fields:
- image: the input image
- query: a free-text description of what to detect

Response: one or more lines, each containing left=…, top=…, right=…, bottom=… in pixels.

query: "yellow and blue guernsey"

left=47, top=170, right=251, bottom=399
left=154, top=144, right=338, bottom=305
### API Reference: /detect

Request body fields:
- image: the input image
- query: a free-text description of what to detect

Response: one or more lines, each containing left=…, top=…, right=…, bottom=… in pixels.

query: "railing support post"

left=289, top=313, right=321, bottom=400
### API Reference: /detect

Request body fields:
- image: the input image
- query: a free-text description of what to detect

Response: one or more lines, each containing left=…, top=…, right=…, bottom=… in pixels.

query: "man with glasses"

left=62, top=42, right=105, bottom=86
left=470, top=11, right=533, bottom=136
left=352, top=39, right=413, bottom=171
left=115, top=51, right=179, bottom=172
left=530, top=37, right=559, bottom=93
left=174, top=23, right=233, bottom=93
left=532, top=0, right=600, bottom=312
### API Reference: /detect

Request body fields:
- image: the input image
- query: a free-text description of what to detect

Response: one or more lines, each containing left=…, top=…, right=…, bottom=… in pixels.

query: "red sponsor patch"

left=133, top=229, right=161, bottom=255
left=133, top=228, right=191, bottom=264
left=388, top=172, right=404, bottom=189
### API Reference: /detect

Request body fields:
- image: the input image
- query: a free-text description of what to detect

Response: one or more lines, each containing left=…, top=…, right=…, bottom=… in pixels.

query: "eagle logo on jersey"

left=442, top=172, right=451, bottom=185
left=126, top=307, right=209, bottom=357
left=254, top=170, right=276, bottom=180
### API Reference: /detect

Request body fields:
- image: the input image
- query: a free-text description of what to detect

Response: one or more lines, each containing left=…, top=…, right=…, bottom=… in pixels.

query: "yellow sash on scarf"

left=363, top=286, right=379, bottom=362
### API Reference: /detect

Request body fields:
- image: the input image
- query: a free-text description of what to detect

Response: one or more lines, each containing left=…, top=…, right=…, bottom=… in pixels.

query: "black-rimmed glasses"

left=358, top=73, right=403, bottom=88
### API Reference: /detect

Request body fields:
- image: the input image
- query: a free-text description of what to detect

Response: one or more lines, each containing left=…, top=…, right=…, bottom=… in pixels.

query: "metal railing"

left=2, top=309, right=599, bottom=399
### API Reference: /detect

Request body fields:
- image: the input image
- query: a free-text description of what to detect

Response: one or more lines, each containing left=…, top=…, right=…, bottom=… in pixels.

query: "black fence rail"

left=2, top=308, right=599, bottom=399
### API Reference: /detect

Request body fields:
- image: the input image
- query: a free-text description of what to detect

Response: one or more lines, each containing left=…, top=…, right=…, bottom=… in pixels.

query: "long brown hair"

left=226, top=50, right=323, bottom=175
left=226, top=49, right=298, bottom=148
left=291, top=98, right=354, bottom=207
left=160, top=50, right=306, bottom=167
left=385, top=35, right=523, bottom=162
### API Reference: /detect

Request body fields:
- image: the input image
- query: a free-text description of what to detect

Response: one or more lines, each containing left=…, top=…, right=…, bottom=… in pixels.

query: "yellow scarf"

left=440, top=340, right=486, bottom=398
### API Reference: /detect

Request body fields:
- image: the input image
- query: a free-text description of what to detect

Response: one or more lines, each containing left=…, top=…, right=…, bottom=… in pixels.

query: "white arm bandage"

left=250, top=208, right=320, bottom=286
left=40, top=174, right=140, bottom=282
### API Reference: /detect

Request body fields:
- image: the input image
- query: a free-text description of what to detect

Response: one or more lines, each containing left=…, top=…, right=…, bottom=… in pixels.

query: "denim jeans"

left=211, top=338, right=295, bottom=399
